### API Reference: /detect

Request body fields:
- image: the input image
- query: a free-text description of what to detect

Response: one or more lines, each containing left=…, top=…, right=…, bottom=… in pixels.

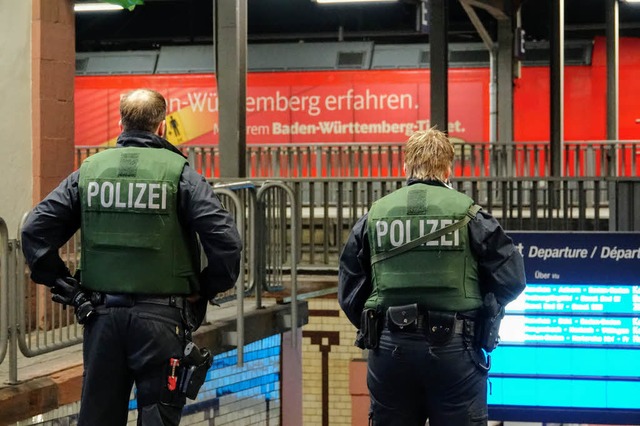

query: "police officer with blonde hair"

left=21, top=88, right=242, bottom=425
left=338, top=128, right=526, bottom=425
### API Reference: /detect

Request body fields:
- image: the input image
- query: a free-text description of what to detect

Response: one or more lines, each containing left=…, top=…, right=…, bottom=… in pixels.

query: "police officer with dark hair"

left=21, top=88, right=243, bottom=426
left=338, top=128, right=526, bottom=426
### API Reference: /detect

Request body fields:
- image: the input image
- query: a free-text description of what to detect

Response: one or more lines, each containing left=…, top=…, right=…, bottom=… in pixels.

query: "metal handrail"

left=212, top=187, right=246, bottom=366
left=256, top=181, right=299, bottom=348
left=0, top=180, right=301, bottom=380
left=3, top=176, right=636, bottom=381
left=214, top=181, right=258, bottom=302
left=0, top=217, right=9, bottom=365
left=16, top=213, right=83, bottom=358
left=75, top=140, right=640, bottom=179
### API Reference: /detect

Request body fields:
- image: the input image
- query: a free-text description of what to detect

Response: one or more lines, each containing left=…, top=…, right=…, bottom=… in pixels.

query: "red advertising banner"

left=75, top=69, right=490, bottom=147
left=75, top=37, right=640, bottom=149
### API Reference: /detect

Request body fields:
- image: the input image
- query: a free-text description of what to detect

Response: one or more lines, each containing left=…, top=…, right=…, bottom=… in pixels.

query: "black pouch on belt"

left=386, top=303, right=418, bottom=331
left=426, top=311, right=456, bottom=345
left=356, top=308, right=381, bottom=349
left=475, top=293, right=505, bottom=352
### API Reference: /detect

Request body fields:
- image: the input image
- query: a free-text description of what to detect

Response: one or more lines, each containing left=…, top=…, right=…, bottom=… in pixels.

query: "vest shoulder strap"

left=370, top=204, right=482, bottom=265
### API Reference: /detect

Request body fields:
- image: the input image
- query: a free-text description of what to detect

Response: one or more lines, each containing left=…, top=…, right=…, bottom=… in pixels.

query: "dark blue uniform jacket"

left=338, top=179, right=527, bottom=328
left=21, top=131, right=242, bottom=299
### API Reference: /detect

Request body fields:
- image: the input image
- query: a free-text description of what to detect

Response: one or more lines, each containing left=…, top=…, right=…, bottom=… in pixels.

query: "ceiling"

left=74, top=0, right=640, bottom=52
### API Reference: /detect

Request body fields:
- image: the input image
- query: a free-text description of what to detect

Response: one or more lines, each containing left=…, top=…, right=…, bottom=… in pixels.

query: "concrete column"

left=31, top=0, right=75, bottom=202
left=429, top=0, right=448, bottom=133
left=281, top=329, right=303, bottom=426
left=215, top=0, right=247, bottom=178
left=497, top=17, right=514, bottom=177
left=606, top=0, right=619, bottom=176
left=0, top=1, right=32, bottom=235
left=550, top=0, right=564, bottom=177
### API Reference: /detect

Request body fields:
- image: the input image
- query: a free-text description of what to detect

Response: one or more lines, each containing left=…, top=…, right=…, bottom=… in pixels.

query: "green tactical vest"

left=365, top=183, right=482, bottom=312
left=78, top=147, right=198, bottom=295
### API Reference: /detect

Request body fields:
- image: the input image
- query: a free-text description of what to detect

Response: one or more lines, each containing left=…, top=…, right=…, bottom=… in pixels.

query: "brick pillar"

left=349, top=359, right=369, bottom=426
left=31, top=0, right=75, bottom=331
left=31, top=0, right=75, bottom=203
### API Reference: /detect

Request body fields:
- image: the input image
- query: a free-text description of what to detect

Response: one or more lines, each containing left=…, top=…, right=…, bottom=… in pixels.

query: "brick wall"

left=302, top=298, right=365, bottom=426
left=9, top=336, right=282, bottom=426
left=9, top=299, right=367, bottom=426
left=31, top=0, right=75, bottom=202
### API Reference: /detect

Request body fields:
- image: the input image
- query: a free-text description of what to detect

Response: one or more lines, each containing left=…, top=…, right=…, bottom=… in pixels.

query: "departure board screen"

left=487, top=232, right=640, bottom=424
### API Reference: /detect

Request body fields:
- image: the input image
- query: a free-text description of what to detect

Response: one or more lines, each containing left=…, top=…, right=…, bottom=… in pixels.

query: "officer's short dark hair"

left=120, top=89, right=167, bottom=133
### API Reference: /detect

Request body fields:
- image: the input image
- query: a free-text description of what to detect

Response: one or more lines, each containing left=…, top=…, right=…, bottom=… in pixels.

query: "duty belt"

left=91, top=292, right=185, bottom=309
left=383, top=305, right=475, bottom=337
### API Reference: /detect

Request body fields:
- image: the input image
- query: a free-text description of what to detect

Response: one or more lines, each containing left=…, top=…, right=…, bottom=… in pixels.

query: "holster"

left=475, top=293, right=505, bottom=353
left=178, top=342, right=213, bottom=399
left=355, top=308, right=381, bottom=349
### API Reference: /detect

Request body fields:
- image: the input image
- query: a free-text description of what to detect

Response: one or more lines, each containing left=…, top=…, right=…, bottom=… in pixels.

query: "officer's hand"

left=187, top=293, right=201, bottom=303
left=51, top=277, right=95, bottom=324
left=50, top=277, right=81, bottom=306
left=186, top=295, right=208, bottom=332
left=198, top=267, right=216, bottom=300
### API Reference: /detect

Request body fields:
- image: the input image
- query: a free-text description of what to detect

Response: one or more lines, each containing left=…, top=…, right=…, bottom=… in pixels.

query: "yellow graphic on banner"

left=165, top=107, right=216, bottom=146
left=165, top=112, right=186, bottom=144
left=99, top=105, right=215, bottom=147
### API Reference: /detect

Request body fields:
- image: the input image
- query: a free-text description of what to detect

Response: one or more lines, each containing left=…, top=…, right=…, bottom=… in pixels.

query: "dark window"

left=449, top=49, right=491, bottom=66
left=419, top=50, right=430, bottom=66
left=76, top=58, right=89, bottom=72
left=337, top=51, right=365, bottom=68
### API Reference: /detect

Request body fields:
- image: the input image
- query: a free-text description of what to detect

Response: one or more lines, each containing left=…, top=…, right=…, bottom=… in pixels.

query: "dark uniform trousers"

left=79, top=302, right=187, bottom=426
left=367, top=323, right=490, bottom=426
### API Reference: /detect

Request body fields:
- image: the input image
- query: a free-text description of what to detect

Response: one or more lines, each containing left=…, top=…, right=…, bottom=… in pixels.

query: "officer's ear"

left=118, top=119, right=123, bottom=132
left=156, top=120, right=166, bottom=137
left=443, top=167, right=452, bottom=182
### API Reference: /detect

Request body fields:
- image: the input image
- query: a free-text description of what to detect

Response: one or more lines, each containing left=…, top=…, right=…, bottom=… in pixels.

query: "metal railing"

left=256, top=182, right=300, bottom=348
left=211, top=183, right=249, bottom=366
left=1, top=180, right=301, bottom=380
left=16, top=229, right=84, bottom=358
left=75, top=140, right=640, bottom=179
left=2, top=176, right=637, bottom=380
left=0, top=218, right=9, bottom=365
left=214, top=177, right=625, bottom=269
left=210, top=183, right=255, bottom=303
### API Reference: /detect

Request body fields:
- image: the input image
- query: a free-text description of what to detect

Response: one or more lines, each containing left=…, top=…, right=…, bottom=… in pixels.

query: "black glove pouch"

left=178, top=342, right=213, bottom=400
left=426, top=311, right=456, bottom=345
left=386, top=304, right=418, bottom=331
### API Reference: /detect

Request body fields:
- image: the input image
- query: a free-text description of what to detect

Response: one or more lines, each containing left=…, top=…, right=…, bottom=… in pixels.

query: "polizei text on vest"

left=374, top=219, right=461, bottom=248
left=86, top=181, right=169, bottom=210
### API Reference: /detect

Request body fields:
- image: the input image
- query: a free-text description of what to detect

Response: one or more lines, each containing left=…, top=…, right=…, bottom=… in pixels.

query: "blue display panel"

left=487, top=232, right=640, bottom=424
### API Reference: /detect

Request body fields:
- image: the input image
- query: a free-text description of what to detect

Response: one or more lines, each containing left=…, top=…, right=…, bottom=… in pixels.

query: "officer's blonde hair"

left=120, top=89, right=167, bottom=133
left=404, top=128, right=454, bottom=181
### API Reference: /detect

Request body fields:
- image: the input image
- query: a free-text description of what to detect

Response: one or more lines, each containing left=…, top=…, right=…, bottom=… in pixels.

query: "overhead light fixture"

left=74, top=3, right=124, bottom=12
left=623, top=0, right=640, bottom=2
left=315, top=0, right=398, bottom=3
